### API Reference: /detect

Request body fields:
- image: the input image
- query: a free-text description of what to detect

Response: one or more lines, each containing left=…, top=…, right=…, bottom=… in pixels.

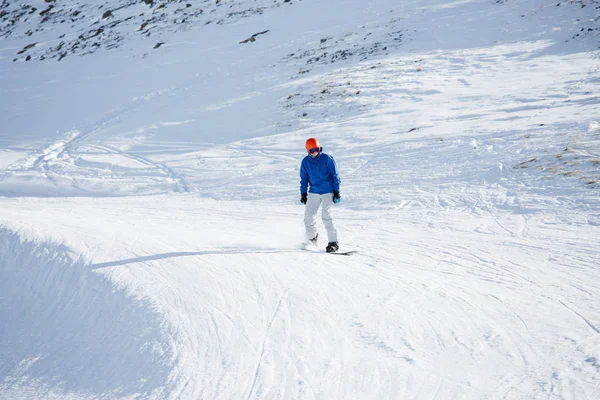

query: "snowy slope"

left=1, top=0, right=600, bottom=399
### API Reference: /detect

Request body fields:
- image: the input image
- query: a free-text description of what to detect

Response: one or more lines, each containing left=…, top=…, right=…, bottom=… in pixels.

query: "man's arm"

left=300, top=159, right=309, bottom=194
left=328, top=156, right=341, bottom=192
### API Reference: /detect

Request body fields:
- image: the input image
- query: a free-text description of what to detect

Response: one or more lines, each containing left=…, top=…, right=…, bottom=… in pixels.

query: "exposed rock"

left=79, top=28, right=104, bottom=40
left=17, top=42, right=36, bottom=54
left=239, top=29, right=269, bottom=44
left=39, top=5, right=54, bottom=16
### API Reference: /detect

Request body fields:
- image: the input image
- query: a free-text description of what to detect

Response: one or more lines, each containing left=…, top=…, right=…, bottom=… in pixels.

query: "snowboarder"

left=300, top=137, right=341, bottom=253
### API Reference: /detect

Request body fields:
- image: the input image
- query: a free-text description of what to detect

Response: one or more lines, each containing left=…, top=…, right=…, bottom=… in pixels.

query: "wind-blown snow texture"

left=1, top=0, right=599, bottom=399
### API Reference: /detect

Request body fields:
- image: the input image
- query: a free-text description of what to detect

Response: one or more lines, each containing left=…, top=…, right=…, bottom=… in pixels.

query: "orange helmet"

left=305, top=138, right=321, bottom=155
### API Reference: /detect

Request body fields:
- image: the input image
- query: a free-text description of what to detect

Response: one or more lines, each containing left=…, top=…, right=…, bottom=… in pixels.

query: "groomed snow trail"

left=1, top=194, right=599, bottom=399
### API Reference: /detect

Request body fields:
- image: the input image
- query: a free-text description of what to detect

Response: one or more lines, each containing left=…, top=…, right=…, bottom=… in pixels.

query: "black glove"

left=333, top=191, right=341, bottom=204
left=301, top=193, right=307, bottom=204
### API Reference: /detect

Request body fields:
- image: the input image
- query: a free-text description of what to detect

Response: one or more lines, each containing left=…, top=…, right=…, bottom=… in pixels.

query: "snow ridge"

left=0, top=228, right=172, bottom=400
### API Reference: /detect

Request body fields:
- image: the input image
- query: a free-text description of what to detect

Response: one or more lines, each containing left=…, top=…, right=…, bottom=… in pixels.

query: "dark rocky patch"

left=239, top=29, right=269, bottom=44
left=282, top=17, right=407, bottom=70
left=16, top=42, right=36, bottom=54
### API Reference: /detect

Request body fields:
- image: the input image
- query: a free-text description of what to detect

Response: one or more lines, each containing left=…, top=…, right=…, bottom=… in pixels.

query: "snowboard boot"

left=326, top=242, right=339, bottom=253
left=309, top=233, right=319, bottom=245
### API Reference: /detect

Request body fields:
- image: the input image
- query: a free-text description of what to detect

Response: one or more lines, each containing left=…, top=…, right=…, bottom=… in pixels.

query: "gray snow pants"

left=304, top=192, right=338, bottom=243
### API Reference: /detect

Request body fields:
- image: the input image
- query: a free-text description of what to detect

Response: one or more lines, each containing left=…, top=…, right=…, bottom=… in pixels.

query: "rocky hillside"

left=1, top=0, right=295, bottom=62
left=2, top=0, right=597, bottom=65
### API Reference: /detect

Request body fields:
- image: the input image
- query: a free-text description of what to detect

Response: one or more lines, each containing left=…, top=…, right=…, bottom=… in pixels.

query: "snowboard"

left=300, top=242, right=358, bottom=256
left=327, top=250, right=358, bottom=256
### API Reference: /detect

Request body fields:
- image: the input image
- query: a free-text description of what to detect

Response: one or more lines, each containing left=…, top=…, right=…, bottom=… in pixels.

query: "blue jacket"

left=300, top=152, right=341, bottom=195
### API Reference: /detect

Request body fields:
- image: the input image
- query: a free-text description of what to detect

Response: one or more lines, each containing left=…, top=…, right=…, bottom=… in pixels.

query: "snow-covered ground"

left=1, top=0, right=599, bottom=399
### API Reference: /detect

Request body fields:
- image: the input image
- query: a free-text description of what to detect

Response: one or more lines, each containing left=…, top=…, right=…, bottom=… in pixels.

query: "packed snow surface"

left=1, top=0, right=599, bottom=399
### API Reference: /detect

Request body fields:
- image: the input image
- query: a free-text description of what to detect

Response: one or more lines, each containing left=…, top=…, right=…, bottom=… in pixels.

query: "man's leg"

left=321, top=193, right=338, bottom=243
left=304, top=193, right=321, bottom=240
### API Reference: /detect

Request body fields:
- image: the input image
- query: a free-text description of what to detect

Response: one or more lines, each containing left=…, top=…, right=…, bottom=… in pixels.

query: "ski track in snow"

left=1, top=0, right=600, bottom=399
left=3, top=82, right=192, bottom=195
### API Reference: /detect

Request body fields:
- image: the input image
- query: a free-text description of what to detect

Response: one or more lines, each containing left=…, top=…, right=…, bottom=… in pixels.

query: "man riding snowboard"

left=300, top=137, right=341, bottom=253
